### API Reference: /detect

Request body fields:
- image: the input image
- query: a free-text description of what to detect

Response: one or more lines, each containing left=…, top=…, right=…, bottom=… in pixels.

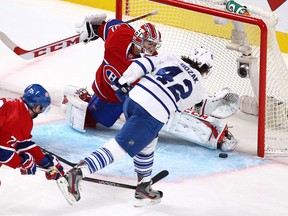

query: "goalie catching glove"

left=194, top=87, right=240, bottom=119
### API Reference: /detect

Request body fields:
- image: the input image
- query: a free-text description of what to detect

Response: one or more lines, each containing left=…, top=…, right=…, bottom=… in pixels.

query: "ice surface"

left=1, top=1, right=288, bottom=216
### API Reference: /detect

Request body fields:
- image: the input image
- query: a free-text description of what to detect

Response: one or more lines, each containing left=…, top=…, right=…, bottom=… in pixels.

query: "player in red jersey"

left=0, top=84, right=64, bottom=180
left=64, top=14, right=162, bottom=132
left=92, top=20, right=161, bottom=103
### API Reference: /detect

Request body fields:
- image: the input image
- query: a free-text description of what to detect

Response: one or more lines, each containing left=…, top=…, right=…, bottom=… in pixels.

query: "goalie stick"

left=40, top=147, right=169, bottom=190
left=0, top=10, right=158, bottom=60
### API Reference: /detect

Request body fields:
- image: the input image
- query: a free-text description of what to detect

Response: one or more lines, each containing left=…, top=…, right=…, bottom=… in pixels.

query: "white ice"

left=1, top=0, right=288, bottom=216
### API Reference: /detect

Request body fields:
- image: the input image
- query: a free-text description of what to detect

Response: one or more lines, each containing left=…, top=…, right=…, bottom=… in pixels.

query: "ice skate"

left=134, top=180, right=163, bottom=207
left=57, top=167, right=83, bottom=204
left=65, top=167, right=83, bottom=201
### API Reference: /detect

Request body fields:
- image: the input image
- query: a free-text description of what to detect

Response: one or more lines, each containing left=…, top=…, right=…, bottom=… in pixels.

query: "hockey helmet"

left=189, top=47, right=214, bottom=79
left=132, top=22, right=162, bottom=55
left=23, top=84, right=51, bottom=113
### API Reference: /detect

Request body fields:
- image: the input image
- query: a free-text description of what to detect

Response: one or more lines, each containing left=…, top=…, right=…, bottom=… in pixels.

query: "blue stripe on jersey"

left=84, top=147, right=114, bottom=173
left=137, top=82, right=171, bottom=117
left=143, top=75, right=180, bottom=112
left=103, top=19, right=124, bottom=40
left=15, top=141, right=36, bottom=152
left=0, top=146, right=15, bottom=163
left=134, top=60, right=147, bottom=75
left=103, top=19, right=133, bottom=41
left=133, top=152, right=154, bottom=177
left=144, top=57, right=155, bottom=71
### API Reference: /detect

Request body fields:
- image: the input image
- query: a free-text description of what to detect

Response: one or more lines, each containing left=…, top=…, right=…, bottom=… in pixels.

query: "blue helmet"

left=23, top=84, right=51, bottom=112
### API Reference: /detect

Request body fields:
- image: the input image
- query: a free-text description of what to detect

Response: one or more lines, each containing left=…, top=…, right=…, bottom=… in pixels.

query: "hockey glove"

left=76, top=14, right=106, bottom=44
left=111, top=78, right=132, bottom=102
left=194, top=88, right=240, bottom=119
left=19, top=152, right=36, bottom=175
left=39, top=153, right=65, bottom=180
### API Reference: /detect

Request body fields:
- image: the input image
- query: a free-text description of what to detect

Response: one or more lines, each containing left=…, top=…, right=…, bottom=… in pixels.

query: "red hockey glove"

left=39, top=153, right=65, bottom=180
left=19, top=152, right=37, bottom=175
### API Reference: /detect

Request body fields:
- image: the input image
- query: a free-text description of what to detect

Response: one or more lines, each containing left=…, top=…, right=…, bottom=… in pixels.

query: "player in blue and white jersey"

left=58, top=48, right=217, bottom=207
left=118, top=52, right=207, bottom=124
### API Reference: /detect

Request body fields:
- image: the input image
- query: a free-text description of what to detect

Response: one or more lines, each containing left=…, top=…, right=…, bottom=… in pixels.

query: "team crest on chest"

left=103, top=64, right=121, bottom=83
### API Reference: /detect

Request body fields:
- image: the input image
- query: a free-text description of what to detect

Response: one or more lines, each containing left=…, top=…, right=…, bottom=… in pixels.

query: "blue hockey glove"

left=111, top=78, right=132, bottom=102
left=39, top=153, right=65, bottom=180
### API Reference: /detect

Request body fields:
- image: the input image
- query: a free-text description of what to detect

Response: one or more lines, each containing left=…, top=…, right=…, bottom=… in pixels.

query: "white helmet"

left=189, top=47, right=214, bottom=78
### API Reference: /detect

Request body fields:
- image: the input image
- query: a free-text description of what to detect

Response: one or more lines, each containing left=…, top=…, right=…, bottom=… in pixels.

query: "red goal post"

left=115, top=0, right=286, bottom=158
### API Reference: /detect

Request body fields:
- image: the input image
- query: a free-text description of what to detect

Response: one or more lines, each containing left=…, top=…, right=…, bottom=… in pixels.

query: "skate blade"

left=56, top=177, right=77, bottom=205
left=134, top=198, right=161, bottom=207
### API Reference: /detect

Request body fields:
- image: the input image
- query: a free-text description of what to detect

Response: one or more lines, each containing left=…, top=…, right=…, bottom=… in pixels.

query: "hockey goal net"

left=116, top=0, right=288, bottom=157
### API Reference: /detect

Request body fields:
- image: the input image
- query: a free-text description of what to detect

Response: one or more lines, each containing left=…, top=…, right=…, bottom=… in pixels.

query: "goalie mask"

left=132, top=23, right=162, bottom=55
left=189, top=47, right=214, bottom=79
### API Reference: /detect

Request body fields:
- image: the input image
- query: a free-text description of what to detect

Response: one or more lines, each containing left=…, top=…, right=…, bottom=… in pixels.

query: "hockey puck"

left=219, top=153, right=228, bottom=158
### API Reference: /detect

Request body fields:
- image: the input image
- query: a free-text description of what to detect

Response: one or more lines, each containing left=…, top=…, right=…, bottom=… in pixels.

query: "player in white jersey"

left=58, top=49, right=233, bottom=207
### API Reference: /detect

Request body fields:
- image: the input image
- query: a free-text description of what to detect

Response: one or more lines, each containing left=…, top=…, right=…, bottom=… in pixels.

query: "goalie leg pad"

left=66, top=94, right=89, bottom=132
left=162, top=111, right=238, bottom=151
left=61, top=85, right=92, bottom=112
left=162, top=112, right=218, bottom=149
left=61, top=85, right=81, bottom=112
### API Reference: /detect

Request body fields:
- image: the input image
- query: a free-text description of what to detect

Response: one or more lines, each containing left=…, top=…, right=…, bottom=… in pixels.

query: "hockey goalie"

left=63, top=86, right=238, bottom=151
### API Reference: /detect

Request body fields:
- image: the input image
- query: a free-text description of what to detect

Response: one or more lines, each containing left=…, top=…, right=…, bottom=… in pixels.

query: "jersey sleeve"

left=119, top=56, right=161, bottom=85
left=97, top=19, right=129, bottom=41
left=103, top=22, right=136, bottom=73
left=0, top=146, right=22, bottom=168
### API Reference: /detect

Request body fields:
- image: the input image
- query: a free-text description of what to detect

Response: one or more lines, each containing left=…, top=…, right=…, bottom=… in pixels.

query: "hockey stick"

left=40, top=147, right=168, bottom=190
left=0, top=10, right=158, bottom=60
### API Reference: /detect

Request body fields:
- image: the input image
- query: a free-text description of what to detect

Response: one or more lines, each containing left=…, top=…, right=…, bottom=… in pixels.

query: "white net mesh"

left=120, top=0, right=288, bottom=155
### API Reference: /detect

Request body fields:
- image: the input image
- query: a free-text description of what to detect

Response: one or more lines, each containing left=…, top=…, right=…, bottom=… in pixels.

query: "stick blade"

left=151, top=170, right=169, bottom=185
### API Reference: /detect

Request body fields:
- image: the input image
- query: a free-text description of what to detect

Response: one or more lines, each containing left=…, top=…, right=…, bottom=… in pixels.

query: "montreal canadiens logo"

left=103, top=64, right=121, bottom=84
